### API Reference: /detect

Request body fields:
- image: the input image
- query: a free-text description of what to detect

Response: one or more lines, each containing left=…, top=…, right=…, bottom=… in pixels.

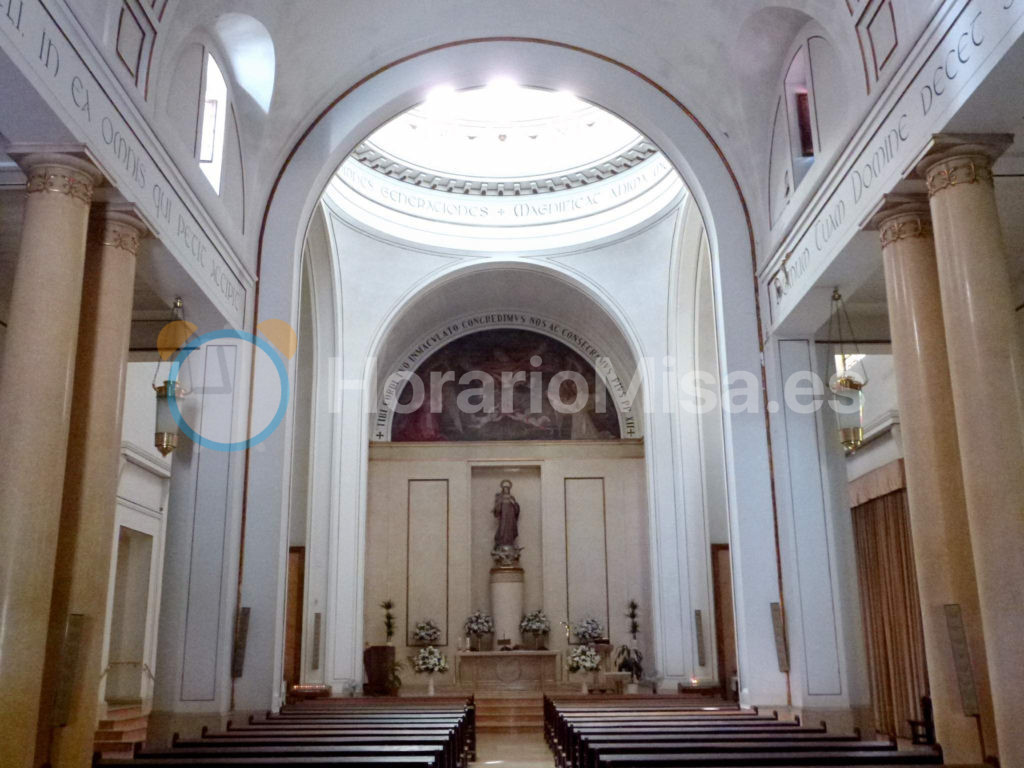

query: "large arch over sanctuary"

left=2, top=4, right=1024, bottom=767
left=248, top=39, right=782, bottom=716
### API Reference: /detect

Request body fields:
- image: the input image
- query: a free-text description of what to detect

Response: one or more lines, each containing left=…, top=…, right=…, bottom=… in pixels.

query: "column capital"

left=915, top=134, right=1013, bottom=199
left=21, top=153, right=101, bottom=206
left=867, top=194, right=932, bottom=247
left=89, top=210, right=148, bottom=257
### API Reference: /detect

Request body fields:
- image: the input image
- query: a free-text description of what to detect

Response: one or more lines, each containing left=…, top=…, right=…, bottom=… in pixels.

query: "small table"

left=455, top=650, right=561, bottom=690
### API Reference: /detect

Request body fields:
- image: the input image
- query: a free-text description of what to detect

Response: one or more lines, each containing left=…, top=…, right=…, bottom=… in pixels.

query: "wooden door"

left=711, top=544, right=738, bottom=700
left=284, top=547, right=305, bottom=688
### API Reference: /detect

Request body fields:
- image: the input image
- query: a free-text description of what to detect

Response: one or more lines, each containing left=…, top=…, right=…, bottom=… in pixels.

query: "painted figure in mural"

left=493, top=479, right=520, bottom=548
left=390, top=329, right=621, bottom=442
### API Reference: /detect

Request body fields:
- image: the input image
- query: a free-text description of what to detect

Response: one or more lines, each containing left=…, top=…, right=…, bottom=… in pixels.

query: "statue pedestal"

left=490, top=567, right=524, bottom=647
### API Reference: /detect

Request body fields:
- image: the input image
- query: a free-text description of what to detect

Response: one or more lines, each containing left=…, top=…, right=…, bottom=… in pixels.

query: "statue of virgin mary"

left=493, top=479, right=520, bottom=548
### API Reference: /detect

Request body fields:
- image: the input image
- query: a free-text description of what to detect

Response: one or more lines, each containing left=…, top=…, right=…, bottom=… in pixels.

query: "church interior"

left=1, top=2, right=1024, bottom=767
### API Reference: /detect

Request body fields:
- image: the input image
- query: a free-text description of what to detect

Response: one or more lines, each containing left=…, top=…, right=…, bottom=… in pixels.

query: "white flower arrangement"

left=412, top=646, right=449, bottom=674
left=566, top=644, right=601, bottom=673
left=572, top=616, right=605, bottom=644
left=412, top=619, right=441, bottom=645
left=520, top=609, right=551, bottom=636
left=464, top=611, right=494, bottom=637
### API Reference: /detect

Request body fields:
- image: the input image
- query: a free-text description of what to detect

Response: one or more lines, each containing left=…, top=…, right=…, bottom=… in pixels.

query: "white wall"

left=363, top=440, right=651, bottom=689
left=764, top=337, right=870, bottom=724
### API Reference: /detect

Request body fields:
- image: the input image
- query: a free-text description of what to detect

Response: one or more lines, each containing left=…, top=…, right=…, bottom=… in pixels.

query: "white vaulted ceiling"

left=325, top=83, right=685, bottom=252
left=133, top=0, right=891, bottom=251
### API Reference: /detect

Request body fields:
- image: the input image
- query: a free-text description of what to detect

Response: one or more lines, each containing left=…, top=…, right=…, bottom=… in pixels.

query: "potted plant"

left=411, top=646, right=449, bottom=696
left=566, top=644, right=601, bottom=693
left=571, top=616, right=605, bottom=645
left=464, top=611, right=494, bottom=651
left=363, top=599, right=399, bottom=695
left=616, top=600, right=644, bottom=693
left=616, top=646, right=644, bottom=693
left=519, top=609, right=551, bottom=650
left=412, top=618, right=442, bottom=646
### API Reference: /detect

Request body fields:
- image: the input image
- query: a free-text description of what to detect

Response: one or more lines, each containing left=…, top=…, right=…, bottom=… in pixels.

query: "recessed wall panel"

left=406, top=480, right=449, bottom=645
left=564, top=478, right=609, bottom=634
left=180, top=345, right=236, bottom=700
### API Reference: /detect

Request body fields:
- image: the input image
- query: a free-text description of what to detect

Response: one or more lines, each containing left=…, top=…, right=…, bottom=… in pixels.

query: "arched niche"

left=369, top=262, right=645, bottom=444
left=244, top=38, right=781, bottom=711
left=211, top=13, right=275, bottom=113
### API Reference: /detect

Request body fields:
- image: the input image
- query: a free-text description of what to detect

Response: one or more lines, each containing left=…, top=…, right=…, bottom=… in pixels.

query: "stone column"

left=0, top=155, right=100, bottom=765
left=921, top=143, right=1024, bottom=765
left=874, top=199, right=996, bottom=763
left=43, top=213, right=143, bottom=768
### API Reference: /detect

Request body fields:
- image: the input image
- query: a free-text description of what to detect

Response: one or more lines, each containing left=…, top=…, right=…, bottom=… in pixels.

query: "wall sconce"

left=826, top=289, right=867, bottom=452
left=152, top=297, right=195, bottom=456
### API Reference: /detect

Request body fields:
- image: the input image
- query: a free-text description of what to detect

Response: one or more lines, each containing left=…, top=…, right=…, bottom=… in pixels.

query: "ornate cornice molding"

left=924, top=154, right=994, bottom=197
left=879, top=214, right=932, bottom=247
left=25, top=163, right=96, bottom=205
left=352, top=138, right=659, bottom=197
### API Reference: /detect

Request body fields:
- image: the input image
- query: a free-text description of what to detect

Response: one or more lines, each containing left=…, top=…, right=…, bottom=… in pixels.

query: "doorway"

left=711, top=544, right=738, bottom=700
left=284, top=547, right=305, bottom=690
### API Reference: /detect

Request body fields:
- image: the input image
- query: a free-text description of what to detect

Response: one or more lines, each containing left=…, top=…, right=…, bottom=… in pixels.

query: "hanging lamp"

left=152, top=297, right=195, bottom=456
left=826, top=289, right=867, bottom=452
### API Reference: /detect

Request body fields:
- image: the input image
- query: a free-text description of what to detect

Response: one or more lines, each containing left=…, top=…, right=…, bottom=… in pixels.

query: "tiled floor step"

left=104, top=704, right=144, bottom=720
left=94, top=726, right=147, bottom=742
left=94, top=707, right=148, bottom=759
left=475, top=692, right=544, bottom=731
left=96, top=715, right=148, bottom=731
left=92, top=742, right=135, bottom=758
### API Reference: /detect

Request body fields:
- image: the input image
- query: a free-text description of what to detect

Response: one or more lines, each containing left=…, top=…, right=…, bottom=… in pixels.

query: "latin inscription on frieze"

left=0, top=0, right=248, bottom=326
left=766, top=0, right=1022, bottom=329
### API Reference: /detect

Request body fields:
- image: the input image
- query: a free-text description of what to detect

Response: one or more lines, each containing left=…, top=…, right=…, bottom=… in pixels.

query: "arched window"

left=198, top=52, right=228, bottom=193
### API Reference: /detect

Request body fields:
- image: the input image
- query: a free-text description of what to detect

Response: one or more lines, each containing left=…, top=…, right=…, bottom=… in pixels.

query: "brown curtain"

left=851, top=489, right=929, bottom=738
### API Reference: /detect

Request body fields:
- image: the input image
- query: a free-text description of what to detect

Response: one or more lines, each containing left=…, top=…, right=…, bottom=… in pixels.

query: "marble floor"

left=471, top=731, right=555, bottom=767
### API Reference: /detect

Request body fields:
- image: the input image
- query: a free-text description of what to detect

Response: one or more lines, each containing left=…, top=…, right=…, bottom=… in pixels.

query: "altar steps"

left=475, top=691, right=545, bottom=732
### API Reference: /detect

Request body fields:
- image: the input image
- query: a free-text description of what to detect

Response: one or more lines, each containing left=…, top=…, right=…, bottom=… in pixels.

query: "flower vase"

left=580, top=679, right=589, bottom=694
left=469, top=635, right=481, bottom=652
left=427, top=673, right=435, bottom=696
left=522, top=633, right=537, bottom=650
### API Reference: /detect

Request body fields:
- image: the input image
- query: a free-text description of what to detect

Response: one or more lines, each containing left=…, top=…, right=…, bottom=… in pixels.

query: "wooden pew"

left=98, top=757, right=439, bottom=768
left=594, top=749, right=943, bottom=766
left=97, top=698, right=475, bottom=768
left=544, top=697, right=943, bottom=768
left=169, top=735, right=460, bottom=768
left=578, top=740, right=896, bottom=768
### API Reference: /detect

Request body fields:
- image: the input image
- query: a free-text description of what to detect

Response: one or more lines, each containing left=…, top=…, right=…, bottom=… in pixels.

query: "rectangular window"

left=199, top=99, right=219, bottom=163
left=795, top=92, right=814, bottom=157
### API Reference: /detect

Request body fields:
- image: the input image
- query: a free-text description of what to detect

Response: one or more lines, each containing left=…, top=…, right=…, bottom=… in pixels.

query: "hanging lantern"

left=154, top=380, right=181, bottom=456
left=152, top=298, right=194, bottom=456
left=827, top=289, right=867, bottom=452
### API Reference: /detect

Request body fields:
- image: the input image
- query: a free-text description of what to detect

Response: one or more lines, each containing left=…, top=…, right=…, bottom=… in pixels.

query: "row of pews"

left=95, top=697, right=475, bottom=768
left=544, top=696, right=945, bottom=767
